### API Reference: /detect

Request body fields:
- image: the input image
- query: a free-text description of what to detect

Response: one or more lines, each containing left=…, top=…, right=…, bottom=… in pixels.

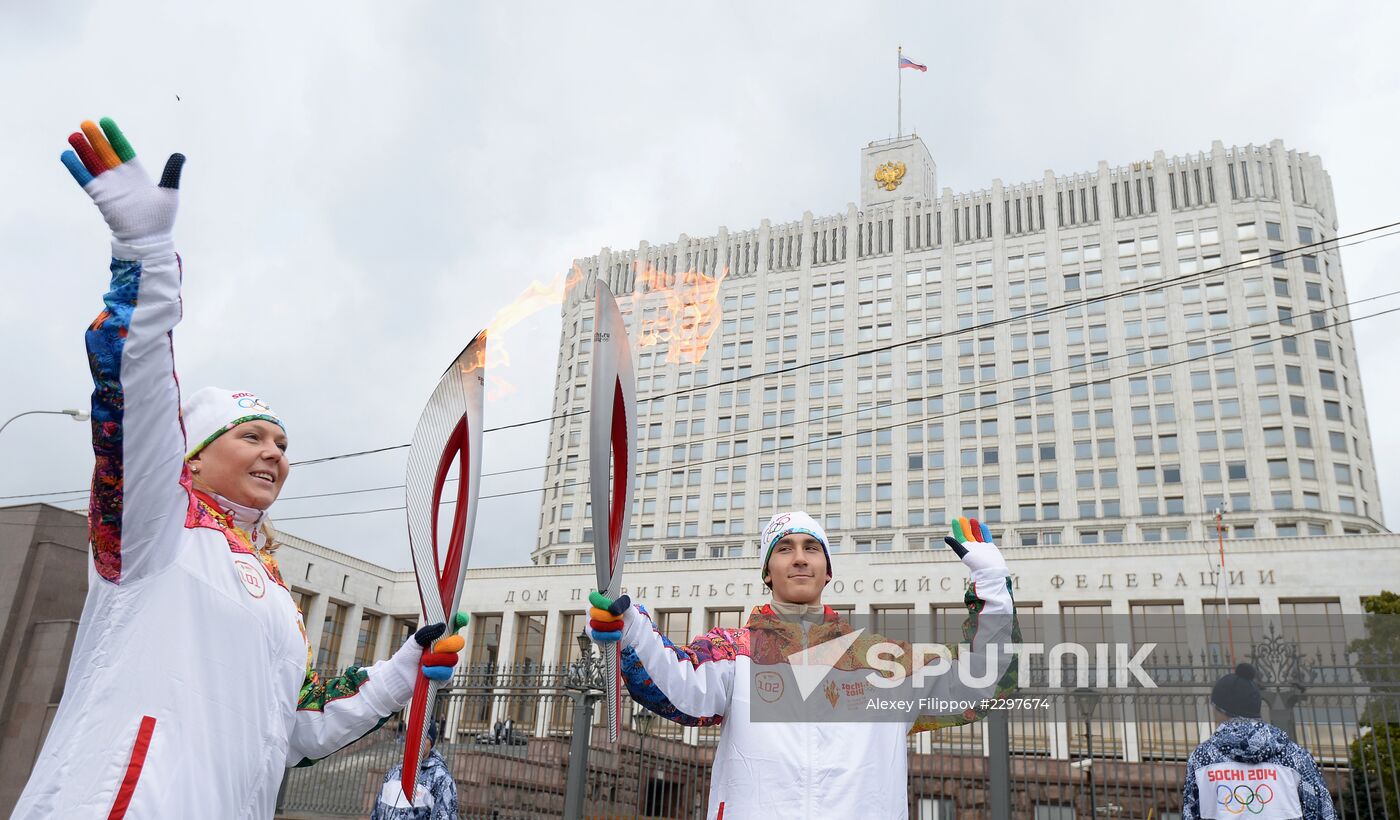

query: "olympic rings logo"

left=236, top=397, right=271, bottom=411
left=1216, top=783, right=1274, bottom=814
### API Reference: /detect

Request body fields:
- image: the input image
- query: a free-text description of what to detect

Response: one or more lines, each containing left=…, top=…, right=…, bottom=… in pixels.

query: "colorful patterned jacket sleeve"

left=85, top=239, right=191, bottom=585
left=620, top=604, right=736, bottom=726
left=287, top=653, right=418, bottom=767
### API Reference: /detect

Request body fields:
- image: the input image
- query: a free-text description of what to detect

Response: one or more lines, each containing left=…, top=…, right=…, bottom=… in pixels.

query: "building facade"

left=4, top=136, right=1397, bottom=815
left=535, top=136, right=1382, bottom=568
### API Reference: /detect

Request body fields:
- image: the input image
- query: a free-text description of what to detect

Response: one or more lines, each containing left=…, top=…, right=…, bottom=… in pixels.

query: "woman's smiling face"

left=189, top=419, right=289, bottom=509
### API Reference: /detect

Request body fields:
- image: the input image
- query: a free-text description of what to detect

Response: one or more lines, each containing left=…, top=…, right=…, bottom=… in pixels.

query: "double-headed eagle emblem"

left=874, top=161, right=906, bottom=191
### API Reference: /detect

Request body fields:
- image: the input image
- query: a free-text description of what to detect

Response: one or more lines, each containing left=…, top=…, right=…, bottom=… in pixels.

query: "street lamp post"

left=0, top=409, right=89, bottom=439
left=1073, top=687, right=1103, bottom=819
left=562, top=633, right=605, bottom=820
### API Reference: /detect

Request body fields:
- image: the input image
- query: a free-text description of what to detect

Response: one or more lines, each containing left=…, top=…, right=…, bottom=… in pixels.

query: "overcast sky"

left=2, top=1, right=1397, bottom=571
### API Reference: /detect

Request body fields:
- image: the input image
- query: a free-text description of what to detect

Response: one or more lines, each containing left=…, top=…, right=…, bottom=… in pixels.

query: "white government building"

left=272, top=134, right=1399, bottom=684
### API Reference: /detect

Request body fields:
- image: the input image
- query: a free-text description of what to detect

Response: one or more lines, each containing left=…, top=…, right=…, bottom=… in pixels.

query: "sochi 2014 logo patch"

left=232, top=392, right=272, bottom=412
left=755, top=671, right=784, bottom=703
left=234, top=558, right=266, bottom=598
left=824, top=679, right=840, bottom=708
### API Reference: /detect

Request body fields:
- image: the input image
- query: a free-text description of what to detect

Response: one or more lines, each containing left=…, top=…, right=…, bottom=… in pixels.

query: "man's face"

left=765, top=534, right=828, bottom=604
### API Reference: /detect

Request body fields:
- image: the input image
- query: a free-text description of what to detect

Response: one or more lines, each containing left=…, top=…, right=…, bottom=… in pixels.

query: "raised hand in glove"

left=944, top=516, right=1010, bottom=579
left=586, top=591, right=632, bottom=644
left=397, top=612, right=470, bottom=682
left=61, top=117, right=185, bottom=245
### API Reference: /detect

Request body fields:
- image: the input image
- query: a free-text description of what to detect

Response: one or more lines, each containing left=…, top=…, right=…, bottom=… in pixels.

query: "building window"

left=316, top=601, right=347, bottom=670
left=1131, top=603, right=1189, bottom=684
left=1202, top=601, right=1263, bottom=666
left=659, top=610, right=692, bottom=646
left=393, top=617, right=416, bottom=650
left=1279, top=599, right=1347, bottom=679
left=353, top=612, right=382, bottom=667
left=509, top=614, right=548, bottom=725
left=550, top=612, right=588, bottom=731
left=872, top=605, right=916, bottom=645
left=469, top=614, right=503, bottom=668
left=557, top=612, right=587, bottom=666
left=513, top=614, right=548, bottom=669
left=708, top=609, right=744, bottom=630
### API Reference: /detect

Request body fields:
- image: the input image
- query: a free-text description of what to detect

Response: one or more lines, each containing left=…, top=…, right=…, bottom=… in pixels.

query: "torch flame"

left=632, top=263, right=728, bottom=365
left=457, top=256, right=724, bottom=401
left=462, top=265, right=586, bottom=399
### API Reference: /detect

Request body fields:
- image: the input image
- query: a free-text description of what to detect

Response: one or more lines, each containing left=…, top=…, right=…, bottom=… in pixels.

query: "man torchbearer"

left=588, top=511, right=1019, bottom=819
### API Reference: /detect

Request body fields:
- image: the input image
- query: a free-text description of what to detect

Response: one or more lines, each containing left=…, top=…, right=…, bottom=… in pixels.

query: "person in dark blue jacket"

left=1182, top=663, right=1336, bottom=819
left=371, top=722, right=459, bottom=820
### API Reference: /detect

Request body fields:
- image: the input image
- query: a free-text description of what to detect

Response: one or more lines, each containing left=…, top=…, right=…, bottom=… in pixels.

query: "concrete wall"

left=0, top=504, right=89, bottom=815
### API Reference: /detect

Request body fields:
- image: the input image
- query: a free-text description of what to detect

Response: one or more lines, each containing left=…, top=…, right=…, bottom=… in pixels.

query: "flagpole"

left=897, top=45, right=903, bottom=137
left=1217, top=506, right=1236, bottom=667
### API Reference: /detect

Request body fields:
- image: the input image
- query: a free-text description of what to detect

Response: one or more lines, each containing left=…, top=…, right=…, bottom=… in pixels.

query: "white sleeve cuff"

left=111, top=236, right=175, bottom=261
left=971, top=566, right=1011, bottom=587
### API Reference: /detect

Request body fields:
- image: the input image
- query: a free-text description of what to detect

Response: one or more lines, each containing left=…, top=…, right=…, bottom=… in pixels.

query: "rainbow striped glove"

left=412, top=612, right=470, bottom=682
left=60, top=117, right=185, bottom=244
left=587, top=591, right=631, bottom=644
left=944, top=516, right=1009, bottom=576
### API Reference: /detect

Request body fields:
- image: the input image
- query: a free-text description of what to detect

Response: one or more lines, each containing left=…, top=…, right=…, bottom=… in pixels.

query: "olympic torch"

left=589, top=280, right=637, bottom=743
left=400, top=330, right=486, bottom=802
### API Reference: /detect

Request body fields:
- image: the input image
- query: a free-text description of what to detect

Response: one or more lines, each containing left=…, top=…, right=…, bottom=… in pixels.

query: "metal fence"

left=282, top=648, right=1400, bottom=818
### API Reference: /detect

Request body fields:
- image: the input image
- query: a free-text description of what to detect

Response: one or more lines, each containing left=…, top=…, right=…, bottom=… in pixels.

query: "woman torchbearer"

left=15, top=118, right=464, bottom=819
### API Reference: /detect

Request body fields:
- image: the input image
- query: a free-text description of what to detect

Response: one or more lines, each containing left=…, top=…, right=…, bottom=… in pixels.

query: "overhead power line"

left=470, top=299, right=1400, bottom=502
left=246, top=287, right=1400, bottom=509
left=11, top=293, right=1387, bottom=530
left=480, top=220, right=1400, bottom=433
left=2, top=222, right=1396, bottom=506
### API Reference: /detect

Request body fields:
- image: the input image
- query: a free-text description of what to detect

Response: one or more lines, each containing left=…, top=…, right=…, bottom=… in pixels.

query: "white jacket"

left=15, top=240, right=420, bottom=819
left=620, top=569, right=1017, bottom=820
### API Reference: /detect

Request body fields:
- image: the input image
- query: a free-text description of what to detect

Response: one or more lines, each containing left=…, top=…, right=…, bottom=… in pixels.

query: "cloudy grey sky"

left=2, top=1, right=1397, bottom=570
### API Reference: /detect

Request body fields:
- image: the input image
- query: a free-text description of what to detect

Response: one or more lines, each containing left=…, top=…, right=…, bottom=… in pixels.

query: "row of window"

left=633, top=379, right=1341, bottom=447
left=584, top=288, right=1338, bottom=429
left=708, top=277, right=1324, bottom=354
left=551, top=486, right=1372, bottom=546
left=611, top=338, right=1342, bottom=433
left=711, top=220, right=1322, bottom=308
left=559, top=465, right=1365, bottom=527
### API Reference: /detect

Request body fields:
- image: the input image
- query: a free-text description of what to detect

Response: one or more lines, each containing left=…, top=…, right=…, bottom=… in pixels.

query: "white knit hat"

left=182, top=386, right=285, bottom=460
left=760, top=511, right=832, bottom=582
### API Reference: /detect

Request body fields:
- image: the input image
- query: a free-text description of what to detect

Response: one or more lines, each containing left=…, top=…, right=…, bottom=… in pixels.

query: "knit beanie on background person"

left=182, top=387, right=285, bottom=459
left=760, top=511, right=832, bottom=586
left=1211, top=662, right=1263, bottom=718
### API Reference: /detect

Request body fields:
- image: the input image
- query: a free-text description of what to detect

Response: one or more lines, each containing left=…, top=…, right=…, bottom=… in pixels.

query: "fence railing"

left=282, top=654, right=1400, bottom=819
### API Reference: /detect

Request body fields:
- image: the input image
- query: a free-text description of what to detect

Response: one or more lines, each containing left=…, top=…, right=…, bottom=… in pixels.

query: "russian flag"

left=899, top=55, right=927, bottom=72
